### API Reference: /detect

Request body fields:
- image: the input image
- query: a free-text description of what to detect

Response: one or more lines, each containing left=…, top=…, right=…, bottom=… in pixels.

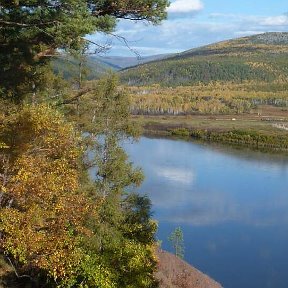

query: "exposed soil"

left=156, top=250, right=223, bottom=288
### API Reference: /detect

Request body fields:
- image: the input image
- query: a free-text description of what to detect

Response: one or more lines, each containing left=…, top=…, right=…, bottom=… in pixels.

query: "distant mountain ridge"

left=93, top=54, right=172, bottom=70
left=120, top=32, right=288, bottom=86
left=53, top=53, right=171, bottom=80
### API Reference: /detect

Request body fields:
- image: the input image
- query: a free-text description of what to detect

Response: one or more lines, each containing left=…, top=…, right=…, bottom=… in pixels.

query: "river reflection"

left=124, top=137, right=288, bottom=288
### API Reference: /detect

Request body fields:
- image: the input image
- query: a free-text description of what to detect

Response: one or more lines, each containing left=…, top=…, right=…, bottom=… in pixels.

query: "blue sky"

left=88, top=0, right=288, bottom=57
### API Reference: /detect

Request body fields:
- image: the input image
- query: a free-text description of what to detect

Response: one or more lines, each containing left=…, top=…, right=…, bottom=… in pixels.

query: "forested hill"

left=93, top=54, right=172, bottom=70
left=52, top=56, right=113, bottom=80
left=120, top=32, right=288, bottom=86
left=52, top=53, right=171, bottom=80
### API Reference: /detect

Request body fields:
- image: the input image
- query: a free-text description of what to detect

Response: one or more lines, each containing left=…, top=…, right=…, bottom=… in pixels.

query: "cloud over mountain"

left=88, top=1, right=288, bottom=56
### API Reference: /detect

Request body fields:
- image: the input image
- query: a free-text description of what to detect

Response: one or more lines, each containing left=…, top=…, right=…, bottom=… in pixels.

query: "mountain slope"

left=52, top=56, right=113, bottom=80
left=120, top=32, right=288, bottom=86
left=52, top=54, right=171, bottom=80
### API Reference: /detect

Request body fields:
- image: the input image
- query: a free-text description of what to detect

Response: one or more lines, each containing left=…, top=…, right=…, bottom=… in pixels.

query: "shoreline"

left=156, top=250, right=223, bottom=288
left=133, top=115, right=288, bottom=152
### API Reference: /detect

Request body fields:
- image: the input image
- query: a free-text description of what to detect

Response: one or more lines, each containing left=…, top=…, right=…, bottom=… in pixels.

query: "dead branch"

left=0, top=155, right=11, bottom=187
left=56, top=88, right=94, bottom=106
left=107, top=32, right=141, bottom=59
left=6, top=256, right=34, bottom=281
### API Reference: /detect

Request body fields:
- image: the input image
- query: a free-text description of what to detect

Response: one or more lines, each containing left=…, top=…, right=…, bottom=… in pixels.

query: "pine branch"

left=0, top=20, right=59, bottom=28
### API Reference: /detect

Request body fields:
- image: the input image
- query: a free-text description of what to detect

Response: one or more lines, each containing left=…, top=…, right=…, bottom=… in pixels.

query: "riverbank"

left=1, top=252, right=222, bottom=288
left=156, top=250, right=223, bottom=288
left=133, top=113, right=288, bottom=151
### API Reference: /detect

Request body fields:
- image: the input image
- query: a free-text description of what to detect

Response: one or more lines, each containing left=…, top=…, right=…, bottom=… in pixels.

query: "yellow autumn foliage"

left=0, top=105, right=91, bottom=282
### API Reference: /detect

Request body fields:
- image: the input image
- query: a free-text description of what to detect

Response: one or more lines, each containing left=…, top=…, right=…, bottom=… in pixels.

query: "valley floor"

left=133, top=106, right=288, bottom=151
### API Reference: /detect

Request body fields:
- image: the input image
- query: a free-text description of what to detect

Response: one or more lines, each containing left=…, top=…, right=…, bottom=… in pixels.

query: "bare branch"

left=0, top=155, right=11, bottom=187
left=107, top=32, right=141, bottom=59
left=83, top=38, right=111, bottom=54
left=6, top=256, right=34, bottom=281
left=56, top=88, right=94, bottom=106
left=93, top=8, right=151, bottom=18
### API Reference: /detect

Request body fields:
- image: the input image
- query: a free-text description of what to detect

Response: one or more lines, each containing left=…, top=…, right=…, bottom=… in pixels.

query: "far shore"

left=132, top=112, right=288, bottom=152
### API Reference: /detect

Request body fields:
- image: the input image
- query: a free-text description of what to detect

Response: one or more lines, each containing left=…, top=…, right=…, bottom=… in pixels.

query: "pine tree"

left=72, top=75, right=158, bottom=287
left=169, top=227, right=184, bottom=259
left=0, top=0, right=169, bottom=102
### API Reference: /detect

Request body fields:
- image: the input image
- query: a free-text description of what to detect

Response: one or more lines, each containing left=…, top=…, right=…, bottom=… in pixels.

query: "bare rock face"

left=155, top=250, right=223, bottom=288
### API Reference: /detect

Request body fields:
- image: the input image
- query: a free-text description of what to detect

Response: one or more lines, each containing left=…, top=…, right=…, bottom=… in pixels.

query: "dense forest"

left=120, top=32, right=288, bottom=87
left=52, top=56, right=112, bottom=81
left=117, top=33, right=288, bottom=133
left=126, top=81, right=288, bottom=115
left=0, top=1, right=170, bottom=287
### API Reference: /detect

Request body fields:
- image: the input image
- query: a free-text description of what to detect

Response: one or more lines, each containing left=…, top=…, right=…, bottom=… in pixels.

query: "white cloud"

left=167, top=0, right=204, bottom=13
left=260, top=15, right=288, bottom=26
left=208, top=12, right=288, bottom=27
left=209, top=12, right=238, bottom=19
left=155, top=167, right=195, bottom=185
left=88, top=11, right=288, bottom=56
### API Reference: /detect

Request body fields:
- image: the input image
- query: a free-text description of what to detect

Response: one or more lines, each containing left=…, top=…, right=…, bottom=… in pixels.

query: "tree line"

left=126, top=81, right=288, bottom=116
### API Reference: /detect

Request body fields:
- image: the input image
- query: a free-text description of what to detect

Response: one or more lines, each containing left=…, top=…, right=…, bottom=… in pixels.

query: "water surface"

left=124, top=137, right=288, bottom=288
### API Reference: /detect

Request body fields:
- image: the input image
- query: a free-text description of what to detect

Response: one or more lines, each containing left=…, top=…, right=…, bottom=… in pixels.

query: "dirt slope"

left=156, top=250, right=223, bottom=288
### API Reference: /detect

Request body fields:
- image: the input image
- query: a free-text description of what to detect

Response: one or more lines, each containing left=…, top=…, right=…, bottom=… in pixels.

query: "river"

left=124, top=136, right=288, bottom=288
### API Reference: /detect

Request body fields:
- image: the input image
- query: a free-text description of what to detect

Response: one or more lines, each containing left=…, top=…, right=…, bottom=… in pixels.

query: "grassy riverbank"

left=133, top=109, right=288, bottom=151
